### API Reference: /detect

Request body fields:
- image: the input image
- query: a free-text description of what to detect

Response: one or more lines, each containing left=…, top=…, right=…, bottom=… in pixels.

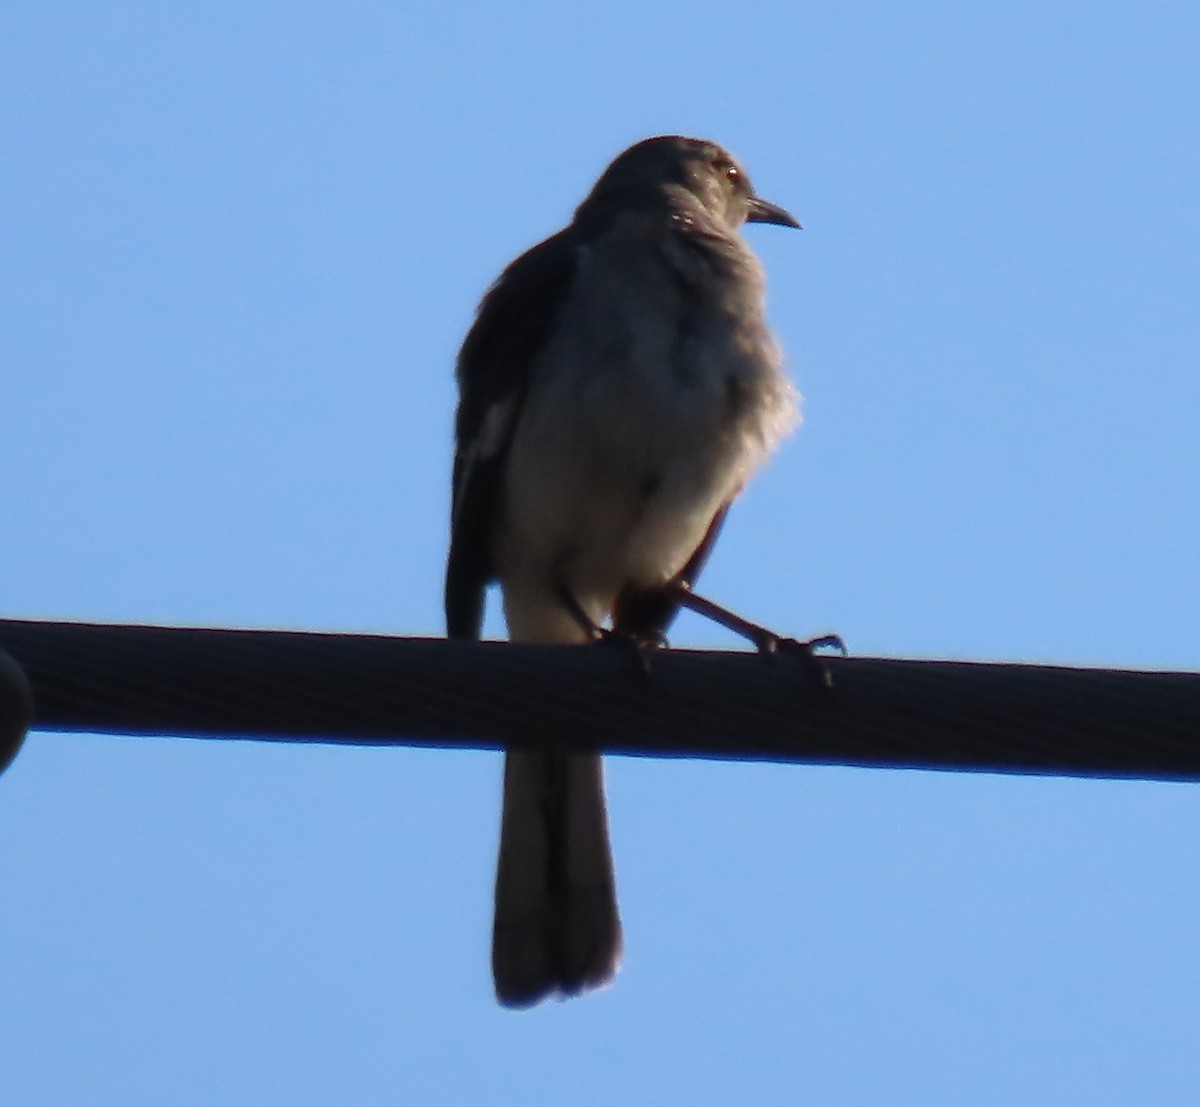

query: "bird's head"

left=577, top=135, right=800, bottom=234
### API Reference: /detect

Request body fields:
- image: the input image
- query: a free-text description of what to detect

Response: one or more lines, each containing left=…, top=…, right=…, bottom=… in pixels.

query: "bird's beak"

left=746, top=196, right=802, bottom=229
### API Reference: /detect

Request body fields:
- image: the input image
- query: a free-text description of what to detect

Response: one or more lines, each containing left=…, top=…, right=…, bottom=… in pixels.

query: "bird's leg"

left=557, top=585, right=605, bottom=642
left=556, top=586, right=664, bottom=676
left=665, top=581, right=846, bottom=686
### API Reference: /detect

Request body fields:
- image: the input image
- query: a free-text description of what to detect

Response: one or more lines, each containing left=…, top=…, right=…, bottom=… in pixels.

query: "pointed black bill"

left=746, top=196, right=802, bottom=229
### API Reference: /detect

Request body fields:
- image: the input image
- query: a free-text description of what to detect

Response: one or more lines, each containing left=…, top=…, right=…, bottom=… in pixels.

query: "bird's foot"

left=596, top=625, right=669, bottom=677
left=758, top=632, right=847, bottom=691
left=558, top=584, right=667, bottom=675
left=667, top=581, right=846, bottom=689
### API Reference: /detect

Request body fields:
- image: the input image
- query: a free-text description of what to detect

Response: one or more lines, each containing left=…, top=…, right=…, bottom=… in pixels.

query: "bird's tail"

left=492, top=748, right=622, bottom=1007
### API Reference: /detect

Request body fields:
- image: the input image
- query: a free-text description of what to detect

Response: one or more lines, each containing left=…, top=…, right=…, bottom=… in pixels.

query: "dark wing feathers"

left=445, top=227, right=580, bottom=639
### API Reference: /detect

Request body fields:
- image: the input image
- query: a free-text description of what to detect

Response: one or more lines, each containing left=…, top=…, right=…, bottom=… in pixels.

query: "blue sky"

left=3, top=2, right=1199, bottom=1103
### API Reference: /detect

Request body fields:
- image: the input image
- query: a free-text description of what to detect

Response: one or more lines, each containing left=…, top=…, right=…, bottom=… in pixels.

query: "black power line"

left=1, top=617, right=1198, bottom=781
left=0, top=642, right=33, bottom=775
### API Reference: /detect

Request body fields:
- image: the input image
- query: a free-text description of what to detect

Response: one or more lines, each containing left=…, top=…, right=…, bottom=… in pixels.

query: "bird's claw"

left=764, top=633, right=847, bottom=691
left=596, top=626, right=669, bottom=676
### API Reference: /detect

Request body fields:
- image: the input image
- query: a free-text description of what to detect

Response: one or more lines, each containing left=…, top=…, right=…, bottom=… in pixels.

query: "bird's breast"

left=495, top=223, right=797, bottom=605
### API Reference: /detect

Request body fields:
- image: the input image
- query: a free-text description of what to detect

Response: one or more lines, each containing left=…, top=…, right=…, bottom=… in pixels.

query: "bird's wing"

left=445, top=227, right=580, bottom=639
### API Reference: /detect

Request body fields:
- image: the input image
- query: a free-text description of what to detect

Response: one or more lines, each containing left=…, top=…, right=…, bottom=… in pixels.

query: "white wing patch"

left=475, top=396, right=519, bottom=461
left=451, top=395, right=520, bottom=534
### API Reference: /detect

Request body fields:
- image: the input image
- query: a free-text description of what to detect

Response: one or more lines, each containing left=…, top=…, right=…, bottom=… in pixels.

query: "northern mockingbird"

left=446, top=135, right=803, bottom=1008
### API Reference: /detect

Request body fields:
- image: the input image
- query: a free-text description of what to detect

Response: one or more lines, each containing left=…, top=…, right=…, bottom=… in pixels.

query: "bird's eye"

left=717, top=160, right=745, bottom=191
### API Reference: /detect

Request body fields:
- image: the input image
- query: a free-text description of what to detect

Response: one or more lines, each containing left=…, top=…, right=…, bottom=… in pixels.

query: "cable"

left=0, top=646, right=32, bottom=774
left=1, top=618, right=1197, bottom=781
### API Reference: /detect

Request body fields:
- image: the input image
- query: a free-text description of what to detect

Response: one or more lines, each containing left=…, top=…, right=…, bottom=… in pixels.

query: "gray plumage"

left=446, top=135, right=801, bottom=1007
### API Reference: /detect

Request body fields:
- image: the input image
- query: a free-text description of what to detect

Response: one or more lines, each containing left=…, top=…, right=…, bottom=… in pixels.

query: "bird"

left=446, top=135, right=803, bottom=1008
